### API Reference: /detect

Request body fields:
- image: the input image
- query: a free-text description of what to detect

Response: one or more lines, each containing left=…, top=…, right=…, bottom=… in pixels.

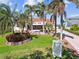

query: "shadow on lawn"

left=31, top=35, right=39, bottom=39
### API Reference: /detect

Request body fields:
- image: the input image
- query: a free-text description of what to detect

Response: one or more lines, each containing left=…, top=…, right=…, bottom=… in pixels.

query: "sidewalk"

left=63, top=30, right=79, bottom=54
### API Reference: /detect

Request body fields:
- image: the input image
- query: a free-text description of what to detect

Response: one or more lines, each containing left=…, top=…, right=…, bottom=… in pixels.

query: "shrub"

left=70, top=24, right=79, bottom=31
left=62, top=48, right=79, bottom=59
left=19, top=50, right=46, bottom=59
left=18, top=47, right=79, bottom=59
left=65, top=29, right=79, bottom=36
left=22, top=31, right=31, bottom=39
left=6, top=32, right=31, bottom=42
left=6, top=33, right=25, bottom=42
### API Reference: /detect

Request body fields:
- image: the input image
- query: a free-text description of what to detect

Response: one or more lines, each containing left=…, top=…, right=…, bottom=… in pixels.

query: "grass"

left=0, top=34, right=55, bottom=58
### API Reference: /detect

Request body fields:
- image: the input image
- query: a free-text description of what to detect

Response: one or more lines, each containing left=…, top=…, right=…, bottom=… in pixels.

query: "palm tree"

left=24, top=9, right=33, bottom=30
left=48, top=0, right=66, bottom=37
left=48, top=0, right=59, bottom=35
left=45, top=8, right=54, bottom=32
left=11, top=4, right=18, bottom=33
left=48, top=0, right=79, bottom=36
left=45, top=22, right=53, bottom=33
left=17, top=19, right=25, bottom=33
left=0, top=3, right=18, bottom=34
left=24, top=4, right=37, bottom=30
left=35, top=2, right=46, bottom=33
left=17, top=13, right=28, bottom=33
left=0, top=3, right=12, bottom=34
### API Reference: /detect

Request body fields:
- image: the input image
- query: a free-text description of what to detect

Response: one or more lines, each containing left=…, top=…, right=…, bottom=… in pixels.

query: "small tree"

left=17, top=19, right=26, bottom=33
left=45, top=22, right=53, bottom=33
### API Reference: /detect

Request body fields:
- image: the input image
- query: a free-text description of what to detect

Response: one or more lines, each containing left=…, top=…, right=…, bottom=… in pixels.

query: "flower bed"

left=6, top=32, right=32, bottom=45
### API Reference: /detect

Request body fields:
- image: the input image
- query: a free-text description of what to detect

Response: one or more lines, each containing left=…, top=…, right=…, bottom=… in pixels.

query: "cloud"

left=64, top=0, right=71, bottom=7
left=23, top=0, right=44, bottom=7
left=37, top=0, right=44, bottom=3
left=65, top=4, right=68, bottom=7
left=16, top=9, right=19, bottom=12
left=69, top=14, right=79, bottom=18
left=64, top=0, right=70, bottom=4
left=24, top=0, right=36, bottom=6
left=8, top=2, right=12, bottom=6
left=0, top=0, right=10, bottom=4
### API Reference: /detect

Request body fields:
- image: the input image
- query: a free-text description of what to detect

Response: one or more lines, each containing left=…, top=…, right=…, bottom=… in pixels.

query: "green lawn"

left=0, top=34, right=54, bottom=58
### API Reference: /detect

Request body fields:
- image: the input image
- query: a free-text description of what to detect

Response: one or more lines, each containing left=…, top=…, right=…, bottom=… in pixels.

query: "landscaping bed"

left=6, top=32, right=31, bottom=45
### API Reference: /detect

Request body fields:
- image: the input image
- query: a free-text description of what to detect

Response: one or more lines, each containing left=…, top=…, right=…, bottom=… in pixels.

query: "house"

left=32, top=18, right=54, bottom=30
left=14, top=18, right=54, bottom=32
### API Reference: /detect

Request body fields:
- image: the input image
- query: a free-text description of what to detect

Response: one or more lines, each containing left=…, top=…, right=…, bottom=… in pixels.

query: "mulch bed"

left=6, top=38, right=32, bottom=46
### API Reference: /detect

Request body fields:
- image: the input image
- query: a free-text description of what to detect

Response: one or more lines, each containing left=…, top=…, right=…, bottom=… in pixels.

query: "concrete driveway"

left=63, top=30, right=79, bottom=55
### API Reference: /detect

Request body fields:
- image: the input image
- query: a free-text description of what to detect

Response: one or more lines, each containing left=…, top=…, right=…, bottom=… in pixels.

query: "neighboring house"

left=14, top=18, right=54, bottom=32
left=32, top=18, right=44, bottom=30
left=32, top=18, right=54, bottom=30
left=65, top=17, right=79, bottom=29
left=13, top=24, right=27, bottom=33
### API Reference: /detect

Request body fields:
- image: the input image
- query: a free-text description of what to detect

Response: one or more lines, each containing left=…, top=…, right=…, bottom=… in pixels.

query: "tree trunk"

left=54, top=15, right=57, bottom=35
left=11, top=18, right=15, bottom=34
left=43, top=18, right=45, bottom=33
left=43, top=23, right=44, bottom=33
left=60, top=14, right=63, bottom=40
left=25, top=23, right=28, bottom=30
left=12, top=24, right=15, bottom=33
left=50, top=14, right=53, bottom=22
left=50, top=14, right=53, bottom=30
left=31, top=13, right=33, bottom=30
left=43, top=15, right=46, bottom=33
left=22, top=26, right=25, bottom=33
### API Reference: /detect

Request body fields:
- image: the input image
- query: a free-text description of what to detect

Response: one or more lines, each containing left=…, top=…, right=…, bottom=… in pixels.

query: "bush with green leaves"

left=70, top=24, right=79, bottom=31
left=18, top=47, right=79, bottom=59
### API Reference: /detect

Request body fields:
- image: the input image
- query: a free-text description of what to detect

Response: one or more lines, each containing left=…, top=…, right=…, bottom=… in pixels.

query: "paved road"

left=63, top=30, right=79, bottom=54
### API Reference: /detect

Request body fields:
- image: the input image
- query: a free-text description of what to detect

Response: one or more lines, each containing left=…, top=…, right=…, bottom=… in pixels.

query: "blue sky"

left=0, top=0, right=79, bottom=18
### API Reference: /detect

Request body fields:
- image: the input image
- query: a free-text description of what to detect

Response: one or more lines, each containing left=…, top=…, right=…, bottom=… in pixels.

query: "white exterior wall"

left=33, top=22, right=45, bottom=25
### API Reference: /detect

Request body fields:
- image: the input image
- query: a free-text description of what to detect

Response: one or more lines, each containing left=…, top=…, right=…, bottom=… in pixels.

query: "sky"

left=0, top=0, right=79, bottom=18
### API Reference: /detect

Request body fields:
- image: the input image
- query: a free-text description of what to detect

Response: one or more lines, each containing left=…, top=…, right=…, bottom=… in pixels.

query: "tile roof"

left=32, top=18, right=54, bottom=23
